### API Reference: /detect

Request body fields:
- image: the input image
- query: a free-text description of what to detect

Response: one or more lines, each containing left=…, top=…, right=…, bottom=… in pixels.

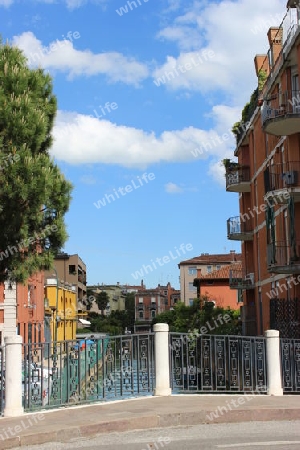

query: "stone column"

left=264, top=329, right=283, bottom=396
left=4, top=335, right=24, bottom=417
left=153, top=323, right=171, bottom=396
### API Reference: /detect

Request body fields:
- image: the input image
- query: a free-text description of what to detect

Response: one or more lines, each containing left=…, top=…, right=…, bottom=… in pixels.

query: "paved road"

left=13, top=420, right=300, bottom=450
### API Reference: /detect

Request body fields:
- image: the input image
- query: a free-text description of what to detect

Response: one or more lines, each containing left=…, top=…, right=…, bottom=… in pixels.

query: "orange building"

left=17, top=272, right=45, bottom=344
left=0, top=272, right=45, bottom=345
left=226, top=0, right=300, bottom=337
left=193, top=263, right=242, bottom=310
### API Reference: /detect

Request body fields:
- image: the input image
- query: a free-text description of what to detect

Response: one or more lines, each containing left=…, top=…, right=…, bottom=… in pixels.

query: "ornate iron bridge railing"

left=22, top=334, right=155, bottom=412
left=281, top=338, right=300, bottom=393
left=0, top=346, right=4, bottom=415
left=169, top=333, right=267, bottom=394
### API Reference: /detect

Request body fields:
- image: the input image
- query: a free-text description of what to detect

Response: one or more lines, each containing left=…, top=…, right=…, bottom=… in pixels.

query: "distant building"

left=193, top=262, right=243, bottom=310
left=178, top=252, right=242, bottom=306
left=87, top=281, right=146, bottom=315
left=134, top=287, right=167, bottom=333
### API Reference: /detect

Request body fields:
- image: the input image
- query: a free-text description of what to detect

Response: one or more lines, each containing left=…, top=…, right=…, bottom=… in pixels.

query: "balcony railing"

left=226, top=166, right=251, bottom=193
left=227, top=216, right=253, bottom=241
left=261, top=90, right=300, bottom=136
left=229, top=269, right=255, bottom=290
left=264, top=161, right=300, bottom=203
left=267, top=241, right=300, bottom=274
left=263, top=15, right=300, bottom=97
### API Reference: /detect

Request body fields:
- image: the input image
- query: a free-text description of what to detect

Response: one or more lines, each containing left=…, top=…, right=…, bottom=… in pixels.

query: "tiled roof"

left=179, top=252, right=242, bottom=266
left=197, top=261, right=242, bottom=280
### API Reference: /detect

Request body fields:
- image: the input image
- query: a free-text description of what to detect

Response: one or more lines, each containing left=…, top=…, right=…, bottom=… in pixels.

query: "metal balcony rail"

left=264, top=161, right=300, bottom=192
left=227, top=216, right=252, bottom=236
left=261, top=90, right=300, bottom=125
left=226, top=166, right=250, bottom=188
left=263, top=21, right=300, bottom=96
left=229, top=269, right=255, bottom=289
left=267, top=241, right=300, bottom=268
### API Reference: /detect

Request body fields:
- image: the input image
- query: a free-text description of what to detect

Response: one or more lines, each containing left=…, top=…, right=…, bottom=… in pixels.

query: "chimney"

left=267, top=27, right=283, bottom=67
left=230, top=250, right=236, bottom=261
left=254, top=54, right=269, bottom=77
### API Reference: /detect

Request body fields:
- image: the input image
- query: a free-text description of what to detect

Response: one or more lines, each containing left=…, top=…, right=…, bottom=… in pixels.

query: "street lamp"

left=52, top=268, right=59, bottom=347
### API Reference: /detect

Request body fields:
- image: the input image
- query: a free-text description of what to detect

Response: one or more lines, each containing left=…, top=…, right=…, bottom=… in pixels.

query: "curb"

left=1, top=408, right=300, bottom=449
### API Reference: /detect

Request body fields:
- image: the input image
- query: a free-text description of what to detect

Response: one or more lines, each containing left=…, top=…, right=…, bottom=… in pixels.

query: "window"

left=188, top=267, right=197, bottom=275
left=69, top=265, right=76, bottom=275
left=151, top=297, right=156, bottom=303
left=138, top=297, right=143, bottom=303
left=207, top=265, right=212, bottom=273
left=189, top=282, right=196, bottom=292
left=216, top=265, right=221, bottom=270
left=139, top=311, right=144, bottom=319
left=189, top=299, right=194, bottom=306
left=151, top=310, right=156, bottom=318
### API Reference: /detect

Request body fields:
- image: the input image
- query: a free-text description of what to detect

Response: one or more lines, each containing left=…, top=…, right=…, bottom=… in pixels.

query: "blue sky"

left=1, top=0, right=286, bottom=289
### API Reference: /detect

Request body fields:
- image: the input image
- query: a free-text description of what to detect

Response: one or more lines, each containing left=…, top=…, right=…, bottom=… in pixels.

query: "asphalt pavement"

left=0, top=394, right=299, bottom=449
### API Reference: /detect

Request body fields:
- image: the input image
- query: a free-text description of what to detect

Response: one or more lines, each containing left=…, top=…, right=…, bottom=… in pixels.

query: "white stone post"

left=4, top=335, right=24, bottom=417
left=153, top=323, right=171, bottom=396
left=264, top=329, right=283, bottom=396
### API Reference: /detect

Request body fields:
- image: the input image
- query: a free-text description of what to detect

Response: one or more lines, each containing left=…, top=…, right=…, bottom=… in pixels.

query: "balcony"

left=264, top=162, right=300, bottom=204
left=261, top=90, right=300, bottom=136
left=227, top=216, right=253, bottom=241
left=263, top=12, right=300, bottom=98
left=267, top=241, right=300, bottom=274
left=229, top=269, right=255, bottom=290
left=226, top=166, right=251, bottom=193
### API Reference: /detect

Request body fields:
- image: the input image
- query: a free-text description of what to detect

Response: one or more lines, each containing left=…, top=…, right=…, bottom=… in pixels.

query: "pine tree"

left=0, top=40, right=72, bottom=282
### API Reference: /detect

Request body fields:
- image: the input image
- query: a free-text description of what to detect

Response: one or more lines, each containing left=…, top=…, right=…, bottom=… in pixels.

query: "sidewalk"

left=0, top=394, right=300, bottom=449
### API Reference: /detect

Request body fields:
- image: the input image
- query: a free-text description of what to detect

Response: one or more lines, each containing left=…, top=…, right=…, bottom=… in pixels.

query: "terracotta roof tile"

left=179, top=252, right=242, bottom=266
left=197, top=262, right=242, bottom=280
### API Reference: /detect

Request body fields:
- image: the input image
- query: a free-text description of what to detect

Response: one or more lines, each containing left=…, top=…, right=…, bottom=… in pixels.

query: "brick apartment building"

left=178, top=252, right=242, bottom=306
left=134, top=284, right=178, bottom=333
left=226, top=0, right=300, bottom=337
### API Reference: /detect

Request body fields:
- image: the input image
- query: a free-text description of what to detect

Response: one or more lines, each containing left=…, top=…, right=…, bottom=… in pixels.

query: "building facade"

left=193, top=263, right=243, bottom=310
left=0, top=273, right=45, bottom=346
left=44, top=277, right=77, bottom=342
left=226, top=0, right=300, bottom=336
left=134, top=287, right=168, bottom=333
left=178, top=252, right=242, bottom=306
left=44, top=253, right=87, bottom=314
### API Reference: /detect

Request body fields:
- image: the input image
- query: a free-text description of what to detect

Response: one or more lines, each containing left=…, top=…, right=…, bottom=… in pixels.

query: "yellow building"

left=44, top=278, right=77, bottom=342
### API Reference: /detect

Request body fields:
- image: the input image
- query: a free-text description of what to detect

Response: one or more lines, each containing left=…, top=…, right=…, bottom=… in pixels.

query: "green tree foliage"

left=87, top=292, right=136, bottom=335
left=0, top=40, right=72, bottom=282
left=152, top=297, right=241, bottom=335
left=95, top=291, right=109, bottom=315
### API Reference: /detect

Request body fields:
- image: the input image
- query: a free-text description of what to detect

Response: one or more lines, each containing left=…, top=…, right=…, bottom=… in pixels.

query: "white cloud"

left=51, top=108, right=236, bottom=167
left=12, top=32, right=148, bottom=85
left=155, top=0, right=286, bottom=103
left=80, top=175, right=97, bottom=185
left=0, top=0, right=107, bottom=8
left=0, top=0, right=13, bottom=6
left=164, top=182, right=184, bottom=194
